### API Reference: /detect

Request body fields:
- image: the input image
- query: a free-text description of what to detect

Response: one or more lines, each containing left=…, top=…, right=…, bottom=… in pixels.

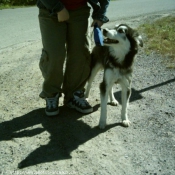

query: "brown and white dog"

left=85, top=24, right=143, bottom=129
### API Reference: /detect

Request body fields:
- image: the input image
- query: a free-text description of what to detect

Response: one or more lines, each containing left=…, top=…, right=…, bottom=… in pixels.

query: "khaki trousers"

left=38, top=6, right=91, bottom=103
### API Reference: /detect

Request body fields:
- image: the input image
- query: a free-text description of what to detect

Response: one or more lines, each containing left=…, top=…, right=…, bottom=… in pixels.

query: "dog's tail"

left=90, top=53, right=96, bottom=69
left=87, top=53, right=95, bottom=79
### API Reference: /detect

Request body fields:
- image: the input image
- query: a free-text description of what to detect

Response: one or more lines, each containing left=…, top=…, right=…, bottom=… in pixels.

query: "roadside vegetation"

left=138, top=15, right=175, bottom=68
left=0, top=0, right=35, bottom=9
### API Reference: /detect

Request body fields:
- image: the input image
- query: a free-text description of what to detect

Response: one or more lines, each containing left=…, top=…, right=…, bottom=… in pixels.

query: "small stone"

left=102, top=154, right=107, bottom=156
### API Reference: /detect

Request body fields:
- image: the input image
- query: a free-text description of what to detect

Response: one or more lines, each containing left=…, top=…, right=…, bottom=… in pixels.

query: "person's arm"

left=98, top=0, right=110, bottom=17
left=88, top=0, right=110, bottom=27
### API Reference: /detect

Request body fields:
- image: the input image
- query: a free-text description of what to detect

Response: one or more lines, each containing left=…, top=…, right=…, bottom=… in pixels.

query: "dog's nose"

left=103, top=29, right=108, bottom=36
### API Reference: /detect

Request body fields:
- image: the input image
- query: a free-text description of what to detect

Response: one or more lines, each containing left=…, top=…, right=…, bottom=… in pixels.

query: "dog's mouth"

left=104, top=38, right=119, bottom=44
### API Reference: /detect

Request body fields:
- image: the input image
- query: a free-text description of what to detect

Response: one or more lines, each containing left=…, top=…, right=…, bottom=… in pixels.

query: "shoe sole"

left=67, top=104, right=93, bottom=114
left=45, top=109, right=59, bottom=116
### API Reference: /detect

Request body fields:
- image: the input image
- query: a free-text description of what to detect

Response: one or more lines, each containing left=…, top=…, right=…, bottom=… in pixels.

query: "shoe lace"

left=46, top=95, right=58, bottom=109
left=74, top=97, right=89, bottom=107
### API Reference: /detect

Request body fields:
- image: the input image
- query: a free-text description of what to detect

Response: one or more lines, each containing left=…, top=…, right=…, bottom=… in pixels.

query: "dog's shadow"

left=113, top=88, right=143, bottom=104
left=0, top=105, right=122, bottom=168
left=113, top=78, right=175, bottom=104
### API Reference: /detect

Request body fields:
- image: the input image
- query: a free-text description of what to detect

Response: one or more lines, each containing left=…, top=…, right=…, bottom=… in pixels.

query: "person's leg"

left=62, top=6, right=91, bottom=103
left=38, top=9, right=67, bottom=116
left=38, top=9, right=67, bottom=98
left=62, top=6, right=93, bottom=113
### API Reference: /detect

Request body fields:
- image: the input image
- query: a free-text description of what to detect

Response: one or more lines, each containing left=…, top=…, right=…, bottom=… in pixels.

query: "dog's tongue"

left=104, top=38, right=119, bottom=44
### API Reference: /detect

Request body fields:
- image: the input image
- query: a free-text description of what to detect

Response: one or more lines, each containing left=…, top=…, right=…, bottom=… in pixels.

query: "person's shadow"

left=0, top=105, right=122, bottom=169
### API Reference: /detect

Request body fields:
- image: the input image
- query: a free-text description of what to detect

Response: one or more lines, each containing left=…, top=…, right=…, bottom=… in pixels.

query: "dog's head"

left=103, top=24, right=143, bottom=48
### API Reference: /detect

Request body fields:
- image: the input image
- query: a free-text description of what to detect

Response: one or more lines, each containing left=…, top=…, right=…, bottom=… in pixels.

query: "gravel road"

left=0, top=11, right=175, bottom=175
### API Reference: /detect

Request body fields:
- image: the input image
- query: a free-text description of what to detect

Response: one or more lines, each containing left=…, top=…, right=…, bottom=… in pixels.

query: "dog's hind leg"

left=85, top=64, right=102, bottom=99
left=108, top=87, right=119, bottom=106
left=99, top=69, right=114, bottom=129
left=120, top=79, right=131, bottom=127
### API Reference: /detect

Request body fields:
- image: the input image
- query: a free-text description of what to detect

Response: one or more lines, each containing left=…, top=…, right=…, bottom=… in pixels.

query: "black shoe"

left=45, top=93, right=59, bottom=116
left=67, top=91, right=93, bottom=114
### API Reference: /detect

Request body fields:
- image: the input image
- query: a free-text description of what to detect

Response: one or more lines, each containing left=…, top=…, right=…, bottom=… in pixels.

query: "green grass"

left=138, top=15, right=175, bottom=68
left=0, top=5, right=19, bottom=9
left=0, top=4, right=34, bottom=10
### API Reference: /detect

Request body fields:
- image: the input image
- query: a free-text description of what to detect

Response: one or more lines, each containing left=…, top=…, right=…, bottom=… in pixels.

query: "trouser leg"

left=38, top=9, right=67, bottom=98
left=63, top=6, right=91, bottom=103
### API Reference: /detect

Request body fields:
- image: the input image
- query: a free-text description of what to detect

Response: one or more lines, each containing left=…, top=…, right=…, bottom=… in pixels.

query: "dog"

left=85, top=24, right=143, bottom=129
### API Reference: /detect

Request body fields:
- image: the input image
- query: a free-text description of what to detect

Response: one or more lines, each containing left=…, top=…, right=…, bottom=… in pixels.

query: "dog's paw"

left=109, top=100, right=119, bottom=106
left=99, top=122, right=106, bottom=129
left=122, top=120, right=131, bottom=127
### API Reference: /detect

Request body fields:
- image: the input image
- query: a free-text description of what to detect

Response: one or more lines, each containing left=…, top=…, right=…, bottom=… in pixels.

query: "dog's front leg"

left=99, top=88, right=108, bottom=129
left=121, top=81, right=131, bottom=127
left=99, top=69, right=114, bottom=129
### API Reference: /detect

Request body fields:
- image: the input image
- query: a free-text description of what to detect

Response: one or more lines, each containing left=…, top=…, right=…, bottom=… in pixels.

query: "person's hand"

left=57, top=8, right=69, bottom=22
left=91, top=20, right=103, bottom=27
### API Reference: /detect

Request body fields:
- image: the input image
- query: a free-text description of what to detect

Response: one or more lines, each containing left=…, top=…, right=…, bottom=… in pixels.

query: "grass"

left=0, top=5, right=19, bottom=10
left=138, top=15, right=175, bottom=68
left=0, top=4, right=33, bottom=10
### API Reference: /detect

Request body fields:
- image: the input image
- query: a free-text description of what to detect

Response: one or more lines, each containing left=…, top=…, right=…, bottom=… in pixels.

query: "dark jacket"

left=36, top=0, right=110, bottom=23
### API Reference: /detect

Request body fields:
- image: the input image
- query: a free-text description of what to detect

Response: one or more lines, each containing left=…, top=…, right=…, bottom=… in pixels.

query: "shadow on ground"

left=0, top=105, right=122, bottom=168
left=1, top=78, right=174, bottom=168
left=114, top=78, right=175, bottom=103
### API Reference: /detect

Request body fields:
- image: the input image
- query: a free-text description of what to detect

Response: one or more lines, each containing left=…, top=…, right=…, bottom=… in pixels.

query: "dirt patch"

left=0, top=11, right=175, bottom=175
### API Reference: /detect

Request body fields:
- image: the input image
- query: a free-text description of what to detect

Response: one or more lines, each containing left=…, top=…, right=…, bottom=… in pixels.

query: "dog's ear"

left=137, top=35, right=143, bottom=47
left=130, top=29, right=144, bottom=47
left=134, top=33, right=143, bottom=47
left=115, top=24, right=120, bottom=29
left=132, top=29, right=143, bottom=47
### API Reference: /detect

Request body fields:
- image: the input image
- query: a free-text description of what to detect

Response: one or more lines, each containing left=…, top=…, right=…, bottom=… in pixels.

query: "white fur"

left=99, top=69, right=131, bottom=129
left=136, top=35, right=143, bottom=47
left=104, top=28, right=130, bottom=63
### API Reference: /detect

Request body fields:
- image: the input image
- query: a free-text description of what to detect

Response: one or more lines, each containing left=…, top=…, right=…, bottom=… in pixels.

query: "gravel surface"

left=0, top=11, right=175, bottom=175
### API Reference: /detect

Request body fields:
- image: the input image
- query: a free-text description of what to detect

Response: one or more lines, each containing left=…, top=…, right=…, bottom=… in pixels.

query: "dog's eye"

left=118, top=29, right=125, bottom=33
